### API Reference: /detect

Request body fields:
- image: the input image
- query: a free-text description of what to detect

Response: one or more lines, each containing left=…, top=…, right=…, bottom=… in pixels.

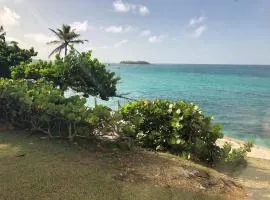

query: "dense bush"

left=11, top=49, right=120, bottom=100
left=0, top=78, right=95, bottom=140
left=0, top=41, right=37, bottom=78
left=218, top=141, right=253, bottom=169
left=119, top=99, right=252, bottom=165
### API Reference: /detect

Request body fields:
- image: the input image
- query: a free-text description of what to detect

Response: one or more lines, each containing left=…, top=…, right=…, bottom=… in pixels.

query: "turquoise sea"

left=87, top=64, right=270, bottom=148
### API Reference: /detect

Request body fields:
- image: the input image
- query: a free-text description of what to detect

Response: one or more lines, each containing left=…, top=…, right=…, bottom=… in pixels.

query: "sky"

left=0, top=0, right=270, bottom=64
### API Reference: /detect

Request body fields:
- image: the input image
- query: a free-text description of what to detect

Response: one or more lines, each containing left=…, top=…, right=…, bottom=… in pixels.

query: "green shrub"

left=0, top=78, right=93, bottom=140
left=119, top=99, right=223, bottom=163
left=219, top=141, right=253, bottom=169
left=119, top=99, right=252, bottom=166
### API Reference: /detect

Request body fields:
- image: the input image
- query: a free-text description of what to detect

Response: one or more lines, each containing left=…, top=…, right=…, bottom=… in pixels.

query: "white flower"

left=169, top=104, right=173, bottom=109
left=137, top=132, right=145, bottom=138
left=119, top=120, right=126, bottom=124
left=210, top=116, right=214, bottom=120
left=176, top=109, right=181, bottom=114
left=194, top=105, right=198, bottom=110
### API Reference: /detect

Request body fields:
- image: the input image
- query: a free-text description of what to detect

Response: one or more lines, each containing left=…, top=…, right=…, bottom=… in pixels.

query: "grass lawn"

left=0, top=130, right=244, bottom=200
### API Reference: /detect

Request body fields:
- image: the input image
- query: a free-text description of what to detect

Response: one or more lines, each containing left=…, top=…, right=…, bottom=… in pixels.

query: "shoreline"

left=217, top=136, right=270, bottom=160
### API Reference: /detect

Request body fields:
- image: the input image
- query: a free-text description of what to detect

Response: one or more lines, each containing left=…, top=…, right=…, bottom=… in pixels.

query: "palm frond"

left=56, top=28, right=64, bottom=37
left=47, top=40, right=61, bottom=45
left=69, top=39, right=88, bottom=44
left=49, top=44, right=65, bottom=58
left=66, top=32, right=81, bottom=40
left=49, top=28, right=63, bottom=40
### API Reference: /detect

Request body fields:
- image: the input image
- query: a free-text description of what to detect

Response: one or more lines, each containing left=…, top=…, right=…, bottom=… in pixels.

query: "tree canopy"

left=0, top=26, right=5, bottom=42
left=11, top=49, right=120, bottom=100
left=0, top=40, right=37, bottom=78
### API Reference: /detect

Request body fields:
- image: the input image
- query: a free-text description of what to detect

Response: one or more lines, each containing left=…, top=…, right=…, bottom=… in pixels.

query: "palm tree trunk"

left=64, top=45, right=68, bottom=56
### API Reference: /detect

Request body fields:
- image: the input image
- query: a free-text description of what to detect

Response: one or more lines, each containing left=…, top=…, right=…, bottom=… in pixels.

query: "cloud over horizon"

left=189, top=15, right=207, bottom=38
left=104, top=25, right=136, bottom=33
left=70, top=20, right=94, bottom=32
left=148, top=34, right=168, bottom=43
left=113, top=0, right=150, bottom=16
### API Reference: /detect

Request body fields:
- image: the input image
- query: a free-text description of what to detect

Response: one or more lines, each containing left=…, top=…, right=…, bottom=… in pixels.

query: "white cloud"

left=113, top=0, right=136, bottom=13
left=189, top=15, right=207, bottom=38
left=140, top=30, right=151, bottom=37
left=193, top=25, right=207, bottom=38
left=112, top=0, right=149, bottom=16
left=125, top=25, right=137, bottom=32
left=189, top=16, right=206, bottom=26
left=24, top=33, right=56, bottom=44
left=139, top=5, right=149, bottom=16
left=105, top=25, right=136, bottom=33
left=114, top=39, right=128, bottom=48
left=0, top=6, right=20, bottom=27
left=148, top=35, right=168, bottom=43
left=105, top=26, right=123, bottom=33
left=70, top=20, right=91, bottom=32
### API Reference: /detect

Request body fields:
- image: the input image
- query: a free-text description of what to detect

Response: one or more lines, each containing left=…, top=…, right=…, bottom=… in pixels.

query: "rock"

left=197, top=170, right=210, bottom=179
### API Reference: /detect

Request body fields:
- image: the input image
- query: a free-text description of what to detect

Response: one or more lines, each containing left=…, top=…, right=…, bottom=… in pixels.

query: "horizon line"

left=105, top=62, right=270, bottom=66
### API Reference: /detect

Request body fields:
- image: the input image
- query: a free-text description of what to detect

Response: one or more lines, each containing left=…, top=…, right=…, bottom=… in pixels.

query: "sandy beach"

left=217, top=136, right=270, bottom=161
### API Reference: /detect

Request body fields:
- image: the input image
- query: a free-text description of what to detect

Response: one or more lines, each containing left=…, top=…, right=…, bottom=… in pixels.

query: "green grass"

left=0, top=130, right=237, bottom=200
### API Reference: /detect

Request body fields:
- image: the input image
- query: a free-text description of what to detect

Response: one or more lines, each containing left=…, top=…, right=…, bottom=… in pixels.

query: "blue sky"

left=0, top=0, right=270, bottom=64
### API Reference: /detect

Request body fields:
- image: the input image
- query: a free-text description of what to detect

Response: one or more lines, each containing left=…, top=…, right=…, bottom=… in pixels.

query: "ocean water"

left=87, top=64, right=270, bottom=147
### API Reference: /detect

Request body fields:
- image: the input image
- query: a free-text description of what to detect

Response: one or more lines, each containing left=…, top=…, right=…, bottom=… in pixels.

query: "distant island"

left=120, top=61, right=150, bottom=64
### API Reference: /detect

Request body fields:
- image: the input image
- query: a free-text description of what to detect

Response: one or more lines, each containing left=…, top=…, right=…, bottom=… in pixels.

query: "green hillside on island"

left=120, top=61, right=150, bottom=64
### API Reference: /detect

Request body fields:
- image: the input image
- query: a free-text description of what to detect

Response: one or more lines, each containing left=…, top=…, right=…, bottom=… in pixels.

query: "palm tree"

left=47, top=24, right=88, bottom=57
left=0, top=26, right=6, bottom=42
